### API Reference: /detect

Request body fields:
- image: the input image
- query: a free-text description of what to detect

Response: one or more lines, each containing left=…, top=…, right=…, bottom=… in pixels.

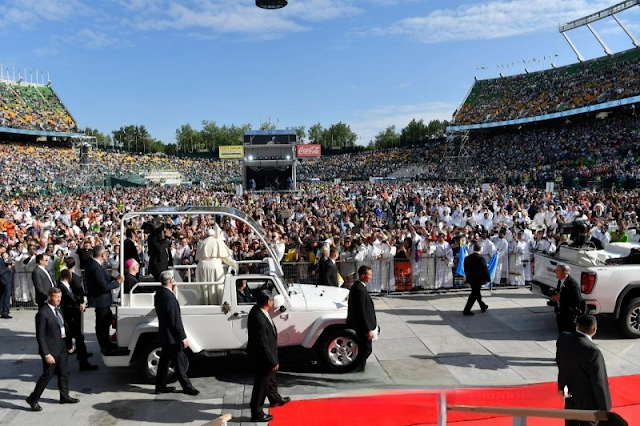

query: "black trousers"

left=0, top=277, right=11, bottom=316
left=355, top=333, right=373, bottom=368
left=250, top=367, right=281, bottom=416
left=464, top=283, right=487, bottom=312
left=63, top=309, right=89, bottom=362
left=94, top=306, right=113, bottom=350
left=156, top=343, right=192, bottom=391
left=29, top=342, right=70, bottom=402
left=557, top=313, right=577, bottom=334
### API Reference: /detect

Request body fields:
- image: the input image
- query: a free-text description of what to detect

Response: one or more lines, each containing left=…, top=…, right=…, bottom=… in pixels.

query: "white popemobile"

left=103, top=207, right=365, bottom=383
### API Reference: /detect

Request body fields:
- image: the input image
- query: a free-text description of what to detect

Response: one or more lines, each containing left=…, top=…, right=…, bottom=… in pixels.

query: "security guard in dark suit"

left=154, top=270, right=199, bottom=396
left=346, top=265, right=377, bottom=372
left=247, top=290, right=289, bottom=422
left=551, top=263, right=583, bottom=333
left=463, top=243, right=491, bottom=315
left=26, top=287, right=79, bottom=411
left=556, top=314, right=611, bottom=426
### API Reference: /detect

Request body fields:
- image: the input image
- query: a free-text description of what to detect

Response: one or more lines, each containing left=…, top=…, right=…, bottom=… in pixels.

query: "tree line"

left=82, top=118, right=449, bottom=156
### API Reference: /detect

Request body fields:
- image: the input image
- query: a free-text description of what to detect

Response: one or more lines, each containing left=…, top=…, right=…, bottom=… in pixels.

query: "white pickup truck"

left=103, top=207, right=364, bottom=382
left=531, top=241, right=640, bottom=337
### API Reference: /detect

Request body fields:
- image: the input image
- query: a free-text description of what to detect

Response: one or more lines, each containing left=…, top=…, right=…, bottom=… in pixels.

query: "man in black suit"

left=556, top=314, right=611, bottom=426
left=85, top=246, right=123, bottom=353
left=463, top=243, right=490, bottom=315
left=247, top=290, right=290, bottom=422
left=154, top=270, right=199, bottom=396
left=26, top=287, right=79, bottom=411
left=148, top=225, right=173, bottom=281
left=346, top=265, right=377, bottom=372
left=58, top=268, right=97, bottom=371
left=32, top=253, right=55, bottom=308
left=551, top=263, right=583, bottom=333
left=236, top=279, right=254, bottom=304
left=323, top=247, right=340, bottom=287
left=123, top=228, right=141, bottom=265
left=0, top=247, right=13, bottom=319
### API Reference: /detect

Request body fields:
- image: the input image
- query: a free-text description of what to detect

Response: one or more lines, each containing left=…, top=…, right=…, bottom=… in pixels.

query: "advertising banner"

left=296, top=144, right=321, bottom=158
left=219, top=145, right=244, bottom=159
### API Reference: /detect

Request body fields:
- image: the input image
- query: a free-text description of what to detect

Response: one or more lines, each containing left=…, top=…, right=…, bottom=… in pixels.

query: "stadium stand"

left=453, top=48, right=640, bottom=125
left=0, top=82, right=77, bottom=133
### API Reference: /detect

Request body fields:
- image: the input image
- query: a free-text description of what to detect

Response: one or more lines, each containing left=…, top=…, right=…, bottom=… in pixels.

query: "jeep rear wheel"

left=320, top=329, right=359, bottom=373
left=139, top=343, right=190, bottom=384
left=618, top=297, right=640, bottom=338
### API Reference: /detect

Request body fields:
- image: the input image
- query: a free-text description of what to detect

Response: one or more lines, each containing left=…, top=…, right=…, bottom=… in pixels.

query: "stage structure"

left=242, top=130, right=297, bottom=191
left=559, top=0, right=639, bottom=62
left=441, top=130, right=474, bottom=181
left=69, top=135, right=105, bottom=190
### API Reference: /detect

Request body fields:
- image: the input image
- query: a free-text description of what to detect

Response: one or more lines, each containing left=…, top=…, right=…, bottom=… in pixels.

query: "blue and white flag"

left=455, top=244, right=467, bottom=277
left=483, top=252, right=499, bottom=288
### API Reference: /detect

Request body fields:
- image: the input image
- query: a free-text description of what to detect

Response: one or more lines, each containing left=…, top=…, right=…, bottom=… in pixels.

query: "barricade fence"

left=7, top=254, right=531, bottom=309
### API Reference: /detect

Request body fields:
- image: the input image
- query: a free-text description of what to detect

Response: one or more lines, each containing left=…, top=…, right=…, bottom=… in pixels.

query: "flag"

left=483, top=252, right=499, bottom=288
left=455, top=244, right=467, bottom=277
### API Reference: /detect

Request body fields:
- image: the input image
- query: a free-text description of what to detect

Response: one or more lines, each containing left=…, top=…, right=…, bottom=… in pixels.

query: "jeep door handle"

left=233, top=311, right=248, bottom=317
left=279, top=313, right=289, bottom=320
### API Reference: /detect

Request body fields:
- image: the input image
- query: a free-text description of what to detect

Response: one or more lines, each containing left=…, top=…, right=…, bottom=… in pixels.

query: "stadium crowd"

left=0, top=82, right=77, bottom=133
left=454, top=49, right=640, bottom=125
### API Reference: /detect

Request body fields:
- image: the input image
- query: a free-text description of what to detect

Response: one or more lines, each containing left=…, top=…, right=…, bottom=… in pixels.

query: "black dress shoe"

left=60, top=396, right=80, bottom=404
left=270, top=396, right=291, bottom=407
left=26, top=397, right=42, bottom=411
left=251, top=413, right=274, bottom=422
left=1, top=315, right=12, bottom=319
left=481, top=304, right=489, bottom=313
left=183, top=387, right=200, bottom=396
left=462, top=311, right=475, bottom=316
left=79, top=363, right=98, bottom=371
left=154, top=386, right=176, bottom=394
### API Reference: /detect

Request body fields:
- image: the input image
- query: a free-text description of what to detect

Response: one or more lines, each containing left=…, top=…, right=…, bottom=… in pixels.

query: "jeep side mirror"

left=273, top=294, right=286, bottom=312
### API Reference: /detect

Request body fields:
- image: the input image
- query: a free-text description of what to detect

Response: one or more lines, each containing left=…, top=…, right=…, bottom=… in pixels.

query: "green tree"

left=322, top=122, right=357, bottom=149
left=175, top=124, right=200, bottom=153
left=260, top=121, right=276, bottom=131
left=291, top=125, right=306, bottom=143
left=308, top=123, right=324, bottom=144
left=373, top=125, right=398, bottom=149
left=83, top=127, right=112, bottom=149
left=165, top=143, right=177, bottom=156
left=399, top=119, right=428, bottom=146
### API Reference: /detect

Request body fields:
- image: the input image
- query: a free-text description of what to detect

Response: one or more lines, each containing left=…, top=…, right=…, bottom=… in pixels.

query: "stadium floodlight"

left=256, top=0, right=287, bottom=9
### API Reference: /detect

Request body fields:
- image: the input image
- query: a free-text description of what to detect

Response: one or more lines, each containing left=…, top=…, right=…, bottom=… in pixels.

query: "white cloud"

left=366, top=0, right=617, bottom=43
left=0, top=0, right=91, bottom=29
left=350, top=101, right=455, bottom=145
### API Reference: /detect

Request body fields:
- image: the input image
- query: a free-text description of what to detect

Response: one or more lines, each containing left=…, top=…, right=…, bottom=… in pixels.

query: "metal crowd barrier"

left=8, top=253, right=533, bottom=309
left=282, top=252, right=532, bottom=295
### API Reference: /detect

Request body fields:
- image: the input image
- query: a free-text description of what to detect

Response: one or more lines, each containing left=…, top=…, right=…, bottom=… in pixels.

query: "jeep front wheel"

left=321, top=329, right=359, bottom=373
left=619, top=297, right=640, bottom=338
left=139, top=343, right=189, bottom=384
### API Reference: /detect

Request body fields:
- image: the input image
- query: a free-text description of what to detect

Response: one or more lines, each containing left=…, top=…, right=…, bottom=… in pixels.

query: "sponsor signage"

left=296, top=144, right=321, bottom=158
left=219, top=145, right=244, bottom=159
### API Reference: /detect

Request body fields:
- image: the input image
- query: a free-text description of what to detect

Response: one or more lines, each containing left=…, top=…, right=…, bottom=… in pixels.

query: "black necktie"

left=557, top=280, right=562, bottom=291
left=54, top=307, right=63, bottom=328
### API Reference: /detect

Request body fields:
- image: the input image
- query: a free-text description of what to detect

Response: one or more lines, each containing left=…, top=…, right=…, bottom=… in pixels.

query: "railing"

left=438, top=393, right=609, bottom=425
left=7, top=253, right=532, bottom=309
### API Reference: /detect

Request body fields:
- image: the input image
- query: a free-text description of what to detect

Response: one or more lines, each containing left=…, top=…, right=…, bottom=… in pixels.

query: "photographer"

left=146, top=220, right=174, bottom=282
left=550, top=263, right=584, bottom=334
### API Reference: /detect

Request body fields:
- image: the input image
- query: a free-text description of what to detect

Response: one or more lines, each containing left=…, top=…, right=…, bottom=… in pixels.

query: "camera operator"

left=146, top=220, right=174, bottom=282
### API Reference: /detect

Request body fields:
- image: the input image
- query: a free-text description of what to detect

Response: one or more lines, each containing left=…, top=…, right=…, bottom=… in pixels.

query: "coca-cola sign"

left=296, top=144, right=321, bottom=158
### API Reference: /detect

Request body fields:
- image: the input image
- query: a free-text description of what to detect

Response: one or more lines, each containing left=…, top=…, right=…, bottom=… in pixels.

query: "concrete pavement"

left=1, top=287, right=639, bottom=425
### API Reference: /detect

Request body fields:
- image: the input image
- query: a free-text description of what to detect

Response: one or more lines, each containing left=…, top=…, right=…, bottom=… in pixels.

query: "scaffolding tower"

left=69, top=136, right=106, bottom=191
left=441, top=130, right=475, bottom=182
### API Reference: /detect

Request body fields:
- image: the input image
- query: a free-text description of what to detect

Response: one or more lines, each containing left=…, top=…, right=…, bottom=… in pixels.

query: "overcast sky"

left=1, top=0, right=638, bottom=145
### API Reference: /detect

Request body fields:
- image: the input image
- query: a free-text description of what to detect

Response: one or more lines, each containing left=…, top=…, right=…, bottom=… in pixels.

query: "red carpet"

left=270, top=375, right=640, bottom=425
